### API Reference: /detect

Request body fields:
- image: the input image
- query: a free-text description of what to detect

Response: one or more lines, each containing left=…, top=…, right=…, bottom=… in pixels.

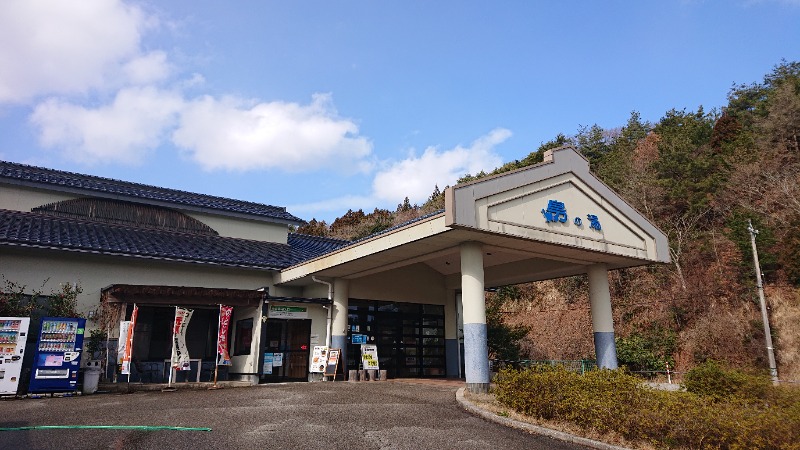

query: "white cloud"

left=0, top=0, right=152, bottom=103
left=122, top=51, right=173, bottom=85
left=173, top=93, right=374, bottom=172
left=371, top=128, right=510, bottom=204
left=30, top=86, right=183, bottom=165
left=290, top=129, right=512, bottom=220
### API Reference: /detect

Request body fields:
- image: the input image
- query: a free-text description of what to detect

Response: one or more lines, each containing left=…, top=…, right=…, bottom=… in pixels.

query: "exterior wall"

left=0, top=247, right=274, bottom=378
left=0, top=184, right=76, bottom=212
left=188, top=211, right=289, bottom=243
left=230, top=303, right=263, bottom=382
left=349, top=263, right=447, bottom=305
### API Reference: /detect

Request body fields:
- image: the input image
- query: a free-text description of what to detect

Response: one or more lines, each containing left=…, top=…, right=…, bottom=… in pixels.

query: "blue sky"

left=1, top=1, right=798, bottom=222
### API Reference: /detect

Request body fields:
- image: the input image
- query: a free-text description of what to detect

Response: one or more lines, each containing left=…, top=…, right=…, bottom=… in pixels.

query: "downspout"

left=312, top=276, right=334, bottom=348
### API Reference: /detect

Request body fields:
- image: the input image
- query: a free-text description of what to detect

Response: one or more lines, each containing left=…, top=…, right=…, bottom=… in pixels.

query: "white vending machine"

left=0, top=317, right=31, bottom=395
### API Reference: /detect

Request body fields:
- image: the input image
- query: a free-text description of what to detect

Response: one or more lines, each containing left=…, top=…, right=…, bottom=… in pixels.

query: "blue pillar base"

left=593, top=331, right=618, bottom=369
left=463, top=323, right=489, bottom=385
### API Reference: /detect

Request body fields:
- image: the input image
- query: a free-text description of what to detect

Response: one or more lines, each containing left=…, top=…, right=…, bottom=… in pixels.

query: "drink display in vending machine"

left=28, top=317, right=86, bottom=394
left=0, top=317, right=31, bottom=395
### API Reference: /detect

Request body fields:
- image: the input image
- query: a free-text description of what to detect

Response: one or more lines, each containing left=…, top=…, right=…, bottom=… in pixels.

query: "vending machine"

left=28, top=317, right=86, bottom=394
left=0, top=317, right=30, bottom=395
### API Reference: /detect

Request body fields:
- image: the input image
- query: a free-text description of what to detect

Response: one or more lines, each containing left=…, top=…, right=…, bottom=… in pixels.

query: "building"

left=0, top=147, right=669, bottom=392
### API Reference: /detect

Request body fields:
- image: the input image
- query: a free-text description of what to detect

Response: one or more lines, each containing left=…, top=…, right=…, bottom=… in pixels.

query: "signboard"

left=324, top=348, right=341, bottom=377
left=272, top=352, right=283, bottom=367
left=361, top=344, right=379, bottom=370
left=351, top=334, right=367, bottom=344
left=268, top=305, right=308, bottom=319
left=310, top=346, right=328, bottom=373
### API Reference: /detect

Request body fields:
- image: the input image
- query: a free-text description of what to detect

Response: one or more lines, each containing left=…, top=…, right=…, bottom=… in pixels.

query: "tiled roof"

left=0, top=210, right=330, bottom=270
left=288, top=233, right=350, bottom=261
left=0, top=160, right=303, bottom=224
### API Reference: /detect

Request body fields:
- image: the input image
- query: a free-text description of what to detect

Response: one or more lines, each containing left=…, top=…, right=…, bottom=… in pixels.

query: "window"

left=234, top=318, right=253, bottom=355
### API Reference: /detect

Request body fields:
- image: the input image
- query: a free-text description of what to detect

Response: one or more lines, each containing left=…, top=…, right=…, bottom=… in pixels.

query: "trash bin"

left=82, top=361, right=102, bottom=395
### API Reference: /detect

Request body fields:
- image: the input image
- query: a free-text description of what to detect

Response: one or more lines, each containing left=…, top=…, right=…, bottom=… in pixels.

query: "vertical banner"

left=117, top=321, right=131, bottom=370
left=216, top=305, right=233, bottom=366
left=120, top=304, right=138, bottom=375
left=171, top=307, right=194, bottom=371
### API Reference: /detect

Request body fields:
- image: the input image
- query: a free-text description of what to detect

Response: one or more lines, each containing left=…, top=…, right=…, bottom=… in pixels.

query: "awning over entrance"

left=277, top=147, right=669, bottom=288
left=101, top=284, right=266, bottom=307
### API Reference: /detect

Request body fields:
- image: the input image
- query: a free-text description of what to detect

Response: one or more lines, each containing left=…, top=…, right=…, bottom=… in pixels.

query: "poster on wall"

left=263, top=353, right=274, bottom=375
left=361, top=344, right=379, bottom=371
left=310, top=346, right=328, bottom=373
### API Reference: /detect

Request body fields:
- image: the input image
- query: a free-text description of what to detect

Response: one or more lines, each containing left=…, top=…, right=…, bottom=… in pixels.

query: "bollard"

left=358, top=370, right=366, bottom=381
left=348, top=370, right=358, bottom=382
left=378, top=369, right=388, bottom=381
left=367, top=369, right=377, bottom=381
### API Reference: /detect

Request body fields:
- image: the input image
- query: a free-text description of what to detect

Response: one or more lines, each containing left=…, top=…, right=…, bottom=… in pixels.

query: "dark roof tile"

left=0, top=160, right=303, bottom=224
left=0, top=210, right=332, bottom=269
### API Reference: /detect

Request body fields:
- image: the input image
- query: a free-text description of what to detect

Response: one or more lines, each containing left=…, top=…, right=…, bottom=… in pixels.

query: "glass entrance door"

left=262, top=319, right=311, bottom=382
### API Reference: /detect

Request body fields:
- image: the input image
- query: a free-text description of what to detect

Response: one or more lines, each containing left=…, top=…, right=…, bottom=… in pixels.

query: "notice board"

left=324, top=348, right=341, bottom=378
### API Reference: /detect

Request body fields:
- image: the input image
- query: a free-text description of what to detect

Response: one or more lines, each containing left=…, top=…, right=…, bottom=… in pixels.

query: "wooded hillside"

left=299, top=61, right=800, bottom=380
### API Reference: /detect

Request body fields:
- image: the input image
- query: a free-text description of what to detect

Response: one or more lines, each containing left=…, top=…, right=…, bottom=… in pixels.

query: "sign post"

left=324, top=348, right=341, bottom=381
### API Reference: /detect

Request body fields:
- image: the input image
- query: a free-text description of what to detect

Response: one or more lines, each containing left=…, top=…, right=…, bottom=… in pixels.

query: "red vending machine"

left=0, top=317, right=31, bottom=396
left=28, top=317, right=86, bottom=394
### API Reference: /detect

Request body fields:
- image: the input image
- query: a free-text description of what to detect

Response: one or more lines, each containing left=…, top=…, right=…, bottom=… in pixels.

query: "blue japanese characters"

left=541, top=200, right=602, bottom=232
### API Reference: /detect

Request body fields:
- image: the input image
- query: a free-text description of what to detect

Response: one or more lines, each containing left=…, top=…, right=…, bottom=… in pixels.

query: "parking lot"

left=0, top=381, right=584, bottom=450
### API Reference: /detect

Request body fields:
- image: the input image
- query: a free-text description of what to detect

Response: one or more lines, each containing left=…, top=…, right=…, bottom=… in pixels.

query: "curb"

left=455, top=388, right=630, bottom=450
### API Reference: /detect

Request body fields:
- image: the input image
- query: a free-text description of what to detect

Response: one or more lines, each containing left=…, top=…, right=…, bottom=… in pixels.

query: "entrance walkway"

left=6, top=380, right=586, bottom=449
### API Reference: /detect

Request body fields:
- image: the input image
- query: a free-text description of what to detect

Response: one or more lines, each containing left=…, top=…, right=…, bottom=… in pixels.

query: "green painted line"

left=0, top=425, right=211, bottom=432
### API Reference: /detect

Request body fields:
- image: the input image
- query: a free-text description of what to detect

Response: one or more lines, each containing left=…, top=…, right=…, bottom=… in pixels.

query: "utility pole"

left=747, top=220, right=779, bottom=384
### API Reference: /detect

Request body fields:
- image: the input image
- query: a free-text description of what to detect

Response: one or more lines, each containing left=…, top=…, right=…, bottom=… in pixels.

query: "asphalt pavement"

left=0, top=381, right=587, bottom=450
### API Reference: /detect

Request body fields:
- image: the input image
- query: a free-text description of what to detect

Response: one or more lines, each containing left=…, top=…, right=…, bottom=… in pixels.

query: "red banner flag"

left=217, top=305, right=233, bottom=366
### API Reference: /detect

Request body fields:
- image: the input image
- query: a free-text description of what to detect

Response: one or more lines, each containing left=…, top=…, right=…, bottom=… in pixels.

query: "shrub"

left=681, top=359, right=771, bottom=402
left=494, top=365, right=800, bottom=449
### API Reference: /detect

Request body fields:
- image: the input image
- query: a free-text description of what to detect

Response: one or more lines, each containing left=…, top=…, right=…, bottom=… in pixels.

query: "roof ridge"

left=1, top=208, right=290, bottom=246
left=0, top=160, right=303, bottom=223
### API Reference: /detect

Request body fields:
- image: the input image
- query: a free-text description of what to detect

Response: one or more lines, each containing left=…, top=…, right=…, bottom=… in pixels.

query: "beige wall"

left=0, top=248, right=273, bottom=318
left=187, top=211, right=289, bottom=243
left=349, top=263, right=447, bottom=305
left=0, top=184, right=76, bottom=212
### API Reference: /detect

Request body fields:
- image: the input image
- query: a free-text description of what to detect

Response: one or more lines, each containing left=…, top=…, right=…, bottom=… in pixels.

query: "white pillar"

left=332, top=278, right=350, bottom=376
left=461, top=242, right=490, bottom=393
left=588, top=264, right=618, bottom=369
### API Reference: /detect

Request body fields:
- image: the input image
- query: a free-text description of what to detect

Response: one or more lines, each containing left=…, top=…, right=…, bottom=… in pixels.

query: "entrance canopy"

left=102, top=284, right=265, bottom=306
left=277, top=147, right=669, bottom=288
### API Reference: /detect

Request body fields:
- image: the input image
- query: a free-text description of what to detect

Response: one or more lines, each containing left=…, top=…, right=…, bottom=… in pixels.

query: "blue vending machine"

left=28, top=317, right=86, bottom=394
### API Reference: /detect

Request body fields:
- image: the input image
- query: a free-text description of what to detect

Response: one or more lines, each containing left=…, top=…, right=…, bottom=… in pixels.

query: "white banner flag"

left=171, top=307, right=193, bottom=370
